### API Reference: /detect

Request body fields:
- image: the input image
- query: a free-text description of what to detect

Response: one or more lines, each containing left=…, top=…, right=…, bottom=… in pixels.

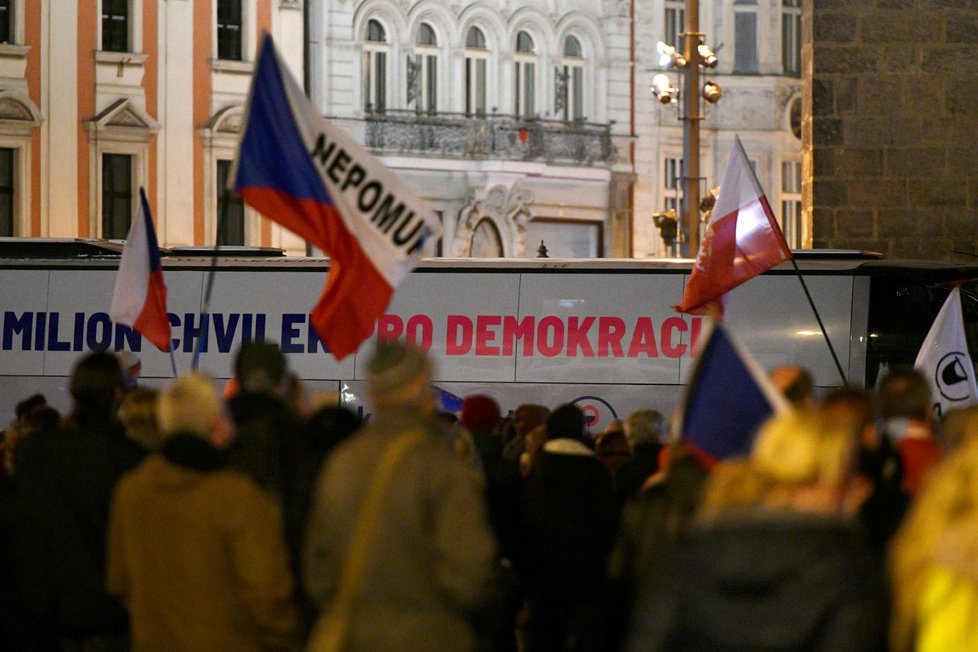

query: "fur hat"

left=367, top=340, right=431, bottom=400
left=461, top=395, right=502, bottom=433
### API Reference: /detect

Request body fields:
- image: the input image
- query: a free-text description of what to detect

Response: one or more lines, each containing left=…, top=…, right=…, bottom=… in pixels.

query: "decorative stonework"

left=452, top=181, right=535, bottom=256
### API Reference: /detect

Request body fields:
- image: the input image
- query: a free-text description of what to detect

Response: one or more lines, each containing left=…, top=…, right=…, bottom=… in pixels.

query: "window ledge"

left=95, top=51, right=149, bottom=66
left=0, top=43, right=29, bottom=59
left=211, top=59, right=253, bottom=75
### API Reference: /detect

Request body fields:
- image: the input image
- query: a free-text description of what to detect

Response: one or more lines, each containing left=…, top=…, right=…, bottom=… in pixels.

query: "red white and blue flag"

left=233, top=34, right=441, bottom=360
left=675, top=136, right=792, bottom=317
left=676, top=321, right=788, bottom=465
left=110, top=187, right=171, bottom=352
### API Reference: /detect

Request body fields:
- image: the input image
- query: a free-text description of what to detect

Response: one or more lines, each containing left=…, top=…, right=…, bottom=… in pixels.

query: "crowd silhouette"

left=0, top=341, right=972, bottom=651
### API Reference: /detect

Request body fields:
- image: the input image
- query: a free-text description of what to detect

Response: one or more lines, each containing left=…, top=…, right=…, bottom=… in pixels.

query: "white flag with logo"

left=914, top=287, right=978, bottom=417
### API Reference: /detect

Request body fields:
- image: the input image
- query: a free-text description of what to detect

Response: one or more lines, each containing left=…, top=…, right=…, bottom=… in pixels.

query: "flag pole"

left=790, top=258, right=847, bottom=386
left=169, top=348, right=179, bottom=377
left=192, top=185, right=231, bottom=370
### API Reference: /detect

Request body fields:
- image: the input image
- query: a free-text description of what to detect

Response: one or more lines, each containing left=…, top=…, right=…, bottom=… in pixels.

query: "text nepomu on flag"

left=233, top=34, right=441, bottom=360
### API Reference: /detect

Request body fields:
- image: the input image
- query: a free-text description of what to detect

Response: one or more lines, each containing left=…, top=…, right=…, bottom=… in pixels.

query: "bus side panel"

left=515, top=272, right=689, bottom=384
left=369, top=271, right=524, bottom=383
left=721, top=274, right=855, bottom=388
left=1, top=270, right=52, bottom=376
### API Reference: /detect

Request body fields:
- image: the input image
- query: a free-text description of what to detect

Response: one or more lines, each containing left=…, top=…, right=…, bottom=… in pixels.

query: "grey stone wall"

left=805, top=0, right=978, bottom=261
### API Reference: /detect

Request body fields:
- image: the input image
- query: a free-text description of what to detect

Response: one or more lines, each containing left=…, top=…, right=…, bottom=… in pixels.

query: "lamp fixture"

left=656, top=41, right=687, bottom=69
left=651, top=74, right=679, bottom=104
left=702, top=81, right=723, bottom=103
left=697, top=44, right=719, bottom=69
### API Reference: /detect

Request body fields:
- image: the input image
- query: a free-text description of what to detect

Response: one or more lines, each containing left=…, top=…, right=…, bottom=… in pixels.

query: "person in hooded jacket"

left=518, top=404, right=619, bottom=652
left=625, top=407, right=886, bottom=652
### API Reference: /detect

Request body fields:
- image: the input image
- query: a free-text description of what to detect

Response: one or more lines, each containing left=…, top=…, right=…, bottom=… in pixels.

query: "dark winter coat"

left=625, top=509, right=887, bottom=652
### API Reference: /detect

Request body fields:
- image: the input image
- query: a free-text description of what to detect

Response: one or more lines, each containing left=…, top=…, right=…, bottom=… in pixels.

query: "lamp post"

left=682, top=0, right=702, bottom=257
left=651, top=0, right=721, bottom=258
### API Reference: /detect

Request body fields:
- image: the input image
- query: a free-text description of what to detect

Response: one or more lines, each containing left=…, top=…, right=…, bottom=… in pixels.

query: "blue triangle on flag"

left=681, top=323, right=781, bottom=462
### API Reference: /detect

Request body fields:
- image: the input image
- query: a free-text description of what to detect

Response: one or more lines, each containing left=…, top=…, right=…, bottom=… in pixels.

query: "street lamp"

left=651, top=0, right=721, bottom=257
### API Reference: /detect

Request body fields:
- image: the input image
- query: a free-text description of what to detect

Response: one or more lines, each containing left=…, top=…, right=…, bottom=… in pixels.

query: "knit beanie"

left=461, top=394, right=502, bottom=433
left=367, top=340, right=431, bottom=402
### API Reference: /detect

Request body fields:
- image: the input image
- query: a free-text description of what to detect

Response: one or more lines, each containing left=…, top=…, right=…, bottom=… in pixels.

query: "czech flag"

left=110, top=187, right=171, bottom=352
left=675, top=136, right=792, bottom=317
left=233, top=34, right=441, bottom=360
left=676, top=321, right=788, bottom=466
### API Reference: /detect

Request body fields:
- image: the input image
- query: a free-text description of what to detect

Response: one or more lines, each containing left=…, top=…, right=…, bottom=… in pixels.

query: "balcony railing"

left=342, top=110, right=621, bottom=167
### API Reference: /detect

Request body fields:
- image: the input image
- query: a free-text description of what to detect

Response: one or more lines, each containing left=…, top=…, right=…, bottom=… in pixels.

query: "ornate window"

left=102, top=153, right=133, bottom=239
left=0, top=148, right=12, bottom=236
left=87, top=99, right=159, bottom=239
left=560, top=36, right=585, bottom=121
left=664, top=0, right=685, bottom=51
left=101, top=0, right=130, bottom=53
left=781, top=160, right=802, bottom=248
left=364, top=19, right=389, bottom=113
left=0, top=0, right=13, bottom=44
left=662, top=156, right=683, bottom=214
left=410, top=22, right=438, bottom=113
left=465, top=26, right=488, bottom=116
left=217, top=0, right=243, bottom=61
left=514, top=31, right=536, bottom=118
left=216, top=160, right=245, bottom=245
left=734, top=0, right=759, bottom=73
left=782, top=0, right=801, bottom=75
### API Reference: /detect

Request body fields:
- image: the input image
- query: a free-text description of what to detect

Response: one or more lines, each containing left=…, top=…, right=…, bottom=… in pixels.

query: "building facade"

left=1, top=0, right=305, bottom=254
left=308, top=0, right=805, bottom=258
left=4, top=1, right=803, bottom=259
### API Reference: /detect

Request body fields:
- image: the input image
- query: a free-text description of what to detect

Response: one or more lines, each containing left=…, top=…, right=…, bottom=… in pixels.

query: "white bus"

left=2, top=239, right=976, bottom=432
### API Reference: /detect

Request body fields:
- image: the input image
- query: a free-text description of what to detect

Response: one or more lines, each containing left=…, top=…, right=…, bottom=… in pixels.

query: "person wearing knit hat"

left=461, top=395, right=502, bottom=434
left=366, top=340, right=434, bottom=410
left=304, top=340, right=501, bottom=651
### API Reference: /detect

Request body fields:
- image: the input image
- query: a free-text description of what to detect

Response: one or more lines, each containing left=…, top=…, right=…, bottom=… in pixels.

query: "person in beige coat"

left=302, top=341, right=502, bottom=651
left=106, top=374, right=300, bottom=652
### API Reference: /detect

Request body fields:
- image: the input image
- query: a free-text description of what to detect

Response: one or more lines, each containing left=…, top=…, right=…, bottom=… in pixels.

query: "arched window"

left=470, top=218, right=503, bottom=257
left=411, top=23, right=438, bottom=113
left=465, top=26, right=488, bottom=116
left=514, top=31, right=536, bottom=118
left=561, top=36, right=585, bottom=121
left=363, top=19, right=388, bottom=113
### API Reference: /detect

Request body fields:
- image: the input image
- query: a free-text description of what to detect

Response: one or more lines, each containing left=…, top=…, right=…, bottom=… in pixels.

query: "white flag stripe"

left=109, top=200, right=150, bottom=326
left=914, top=287, right=978, bottom=416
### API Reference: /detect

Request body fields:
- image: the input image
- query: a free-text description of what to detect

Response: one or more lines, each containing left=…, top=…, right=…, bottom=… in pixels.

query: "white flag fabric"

left=914, top=287, right=978, bottom=417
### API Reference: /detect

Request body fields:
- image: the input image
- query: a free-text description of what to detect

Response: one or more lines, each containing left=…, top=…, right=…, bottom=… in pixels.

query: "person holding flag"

left=110, top=187, right=171, bottom=353
left=675, top=136, right=792, bottom=317
left=233, top=34, right=441, bottom=360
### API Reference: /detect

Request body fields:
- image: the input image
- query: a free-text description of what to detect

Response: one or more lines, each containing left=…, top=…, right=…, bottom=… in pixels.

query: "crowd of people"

left=0, top=340, right=976, bottom=651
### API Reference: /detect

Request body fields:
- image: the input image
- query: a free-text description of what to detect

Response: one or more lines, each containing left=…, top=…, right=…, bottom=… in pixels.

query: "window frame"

left=363, top=18, right=389, bottom=114
left=514, top=30, right=537, bottom=118
left=781, top=159, right=803, bottom=249
left=734, top=1, right=759, bottom=73
left=412, top=22, right=439, bottom=114
left=561, top=35, right=585, bottom=122
left=101, top=152, right=134, bottom=240
left=782, top=0, right=801, bottom=76
left=465, top=26, right=489, bottom=117
left=216, top=0, right=243, bottom=62
left=100, top=0, right=130, bottom=53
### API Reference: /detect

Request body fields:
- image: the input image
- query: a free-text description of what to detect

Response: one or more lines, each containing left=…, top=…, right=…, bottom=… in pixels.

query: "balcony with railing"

left=336, top=110, right=624, bottom=167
